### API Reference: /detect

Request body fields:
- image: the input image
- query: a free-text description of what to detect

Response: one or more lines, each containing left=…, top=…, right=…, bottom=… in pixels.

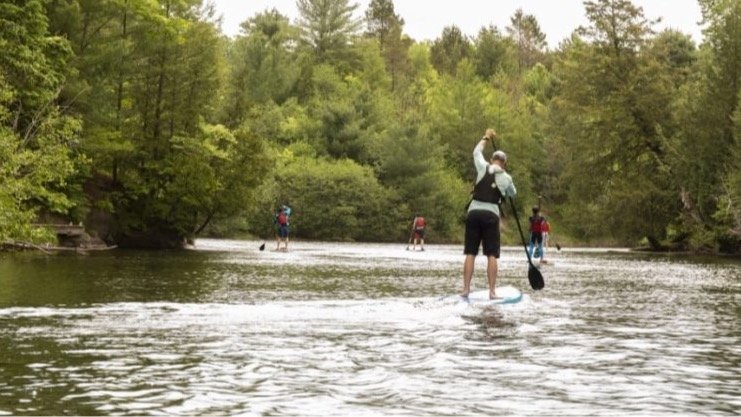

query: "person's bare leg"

left=461, top=254, right=475, bottom=297
left=487, top=256, right=500, bottom=299
left=284, top=236, right=289, bottom=252
left=420, top=238, right=425, bottom=251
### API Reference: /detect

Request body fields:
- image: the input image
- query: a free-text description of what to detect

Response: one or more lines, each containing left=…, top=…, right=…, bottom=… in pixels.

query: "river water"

left=0, top=239, right=738, bottom=416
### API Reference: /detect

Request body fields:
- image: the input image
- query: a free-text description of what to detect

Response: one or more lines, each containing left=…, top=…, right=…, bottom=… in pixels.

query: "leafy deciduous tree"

left=0, top=0, right=84, bottom=243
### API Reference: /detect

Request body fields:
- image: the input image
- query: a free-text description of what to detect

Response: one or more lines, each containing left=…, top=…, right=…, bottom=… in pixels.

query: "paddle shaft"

left=406, top=229, right=414, bottom=248
left=509, top=197, right=537, bottom=267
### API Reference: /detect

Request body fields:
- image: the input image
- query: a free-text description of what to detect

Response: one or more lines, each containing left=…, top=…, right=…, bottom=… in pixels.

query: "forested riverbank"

left=0, top=0, right=739, bottom=253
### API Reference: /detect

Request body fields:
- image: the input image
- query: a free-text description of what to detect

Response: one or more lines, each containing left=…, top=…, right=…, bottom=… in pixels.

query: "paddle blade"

left=556, top=243, right=562, bottom=251
left=528, top=264, right=545, bottom=290
left=259, top=243, right=265, bottom=251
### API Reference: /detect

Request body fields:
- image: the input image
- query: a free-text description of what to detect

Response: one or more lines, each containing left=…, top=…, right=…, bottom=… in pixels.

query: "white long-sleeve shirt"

left=468, top=141, right=516, bottom=217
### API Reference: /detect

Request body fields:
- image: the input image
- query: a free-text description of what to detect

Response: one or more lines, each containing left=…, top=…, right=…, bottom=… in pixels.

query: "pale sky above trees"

left=212, top=0, right=704, bottom=47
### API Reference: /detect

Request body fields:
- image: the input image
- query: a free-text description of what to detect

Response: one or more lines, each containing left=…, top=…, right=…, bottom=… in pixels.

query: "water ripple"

left=0, top=241, right=739, bottom=415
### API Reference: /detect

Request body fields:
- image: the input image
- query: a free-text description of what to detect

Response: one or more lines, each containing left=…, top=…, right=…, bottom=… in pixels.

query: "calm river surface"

left=0, top=239, right=739, bottom=416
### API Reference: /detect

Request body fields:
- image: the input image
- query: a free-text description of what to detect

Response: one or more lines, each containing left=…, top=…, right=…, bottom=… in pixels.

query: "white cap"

left=492, top=150, right=507, bottom=162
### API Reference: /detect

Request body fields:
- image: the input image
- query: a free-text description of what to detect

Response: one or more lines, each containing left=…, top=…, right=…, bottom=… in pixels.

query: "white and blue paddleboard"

left=441, top=285, right=523, bottom=305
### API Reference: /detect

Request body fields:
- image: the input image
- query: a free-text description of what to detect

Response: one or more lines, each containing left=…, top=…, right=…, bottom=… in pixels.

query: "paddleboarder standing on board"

left=528, top=206, right=546, bottom=260
left=407, top=214, right=426, bottom=251
left=462, top=129, right=517, bottom=300
left=274, top=205, right=292, bottom=252
left=540, top=216, right=551, bottom=264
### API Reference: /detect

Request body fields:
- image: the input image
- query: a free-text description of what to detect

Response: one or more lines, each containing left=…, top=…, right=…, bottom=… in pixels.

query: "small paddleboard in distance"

left=441, top=285, right=523, bottom=305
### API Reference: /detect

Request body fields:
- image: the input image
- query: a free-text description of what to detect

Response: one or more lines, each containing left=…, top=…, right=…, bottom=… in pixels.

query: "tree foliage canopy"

left=1, top=0, right=738, bottom=254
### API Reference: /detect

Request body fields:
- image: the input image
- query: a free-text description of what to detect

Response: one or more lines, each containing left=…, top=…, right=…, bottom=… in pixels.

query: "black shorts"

left=530, top=232, right=543, bottom=244
left=464, top=210, right=500, bottom=257
left=278, top=225, right=289, bottom=238
left=414, top=228, right=426, bottom=238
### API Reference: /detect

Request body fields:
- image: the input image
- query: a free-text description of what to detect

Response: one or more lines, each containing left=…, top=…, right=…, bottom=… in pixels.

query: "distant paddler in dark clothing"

left=540, top=216, right=552, bottom=263
left=528, top=206, right=546, bottom=260
left=407, top=214, right=426, bottom=251
left=273, top=205, right=292, bottom=252
left=461, top=129, right=517, bottom=300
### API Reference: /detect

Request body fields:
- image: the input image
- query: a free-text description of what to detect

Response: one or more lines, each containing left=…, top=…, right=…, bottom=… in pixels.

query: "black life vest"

left=472, top=168, right=503, bottom=205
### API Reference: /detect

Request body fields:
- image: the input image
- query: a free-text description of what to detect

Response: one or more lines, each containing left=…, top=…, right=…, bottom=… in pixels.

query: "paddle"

left=546, top=235, right=561, bottom=251
left=508, top=197, right=545, bottom=290
left=259, top=242, right=265, bottom=251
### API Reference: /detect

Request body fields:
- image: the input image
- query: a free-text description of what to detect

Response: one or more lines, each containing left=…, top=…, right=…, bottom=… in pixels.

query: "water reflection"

left=0, top=240, right=739, bottom=415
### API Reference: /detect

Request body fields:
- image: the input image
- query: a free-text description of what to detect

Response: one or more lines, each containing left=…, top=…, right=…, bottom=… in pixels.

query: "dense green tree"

left=303, top=64, right=369, bottom=159
left=523, top=63, right=557, bottom=104
left=368, top=121, right=469, bottom=240
left=46, top=0, right=151, bottom=187
left=111, top=2, right=258, bottom=246
left=430, top=26, right=472, bottom=76
left=0, top=0, right=84, bottom=243
left=364, top=0, right=410, bottom=91
left=676, top=0, right=741, bottom=252
left=241, top=99, right=317, bottom=147
left=417, top=60, right=540, bottom=216
left=162, top=125, right=271, bottom=239
left=506, top=8, right=547, bottom=71
left=222, top=9, right=299, bottom=127
left=472, top=25, right=517, bottom=79
left=578, top=0, right=654, bottom=52
left=364, top=0, right=401, bottom=41
left=550, top=0, right=678, bottom=247
left=296, top=41, right=394, bottom=162
left=2, top=0, right=73, bottom=130
left=42, top=0, right=270, bottom=247
left=710, top=95, right=741, bottom=252
left=273, top=156, right=403, bottom=241
left=648, top=30, right=697, bottom=86
left=722, top=97, right=741, bottom=248
left=4, top=0, right=738, bottom=253
left=296, top=0, right=362, bottom=66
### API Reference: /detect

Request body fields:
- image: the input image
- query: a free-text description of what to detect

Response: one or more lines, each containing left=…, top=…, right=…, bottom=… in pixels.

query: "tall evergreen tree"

left=677, top=0, right=741, bottom=252
left=296, top=0, right=361, bottom=66
left=364, top=0, right=410, bottom=91
left=506, top=8, right=547, bottom=71
left=648, top=29, right=697, bottom=87
left=364, top=0, right=402, bottom=41
left=223, top=9, right=299, bottom=127
left=550, top=0, right=677, bottom=247
left=473, top=25, right=516, bottom=79
left=430, top=25, right=472, bottom=76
